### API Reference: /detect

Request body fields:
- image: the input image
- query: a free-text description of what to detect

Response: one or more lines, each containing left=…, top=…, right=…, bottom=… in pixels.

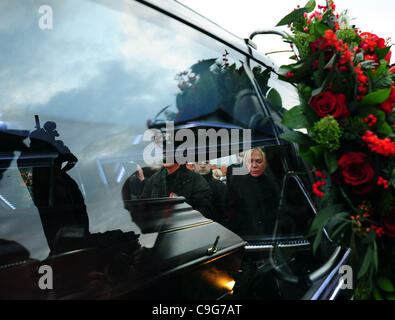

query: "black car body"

left=0, top=0, right=351, bottom=300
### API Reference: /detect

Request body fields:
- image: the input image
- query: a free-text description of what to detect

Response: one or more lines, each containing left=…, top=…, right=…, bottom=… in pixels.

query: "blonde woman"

left=227, top=147, right=280, bottom=236
left=242, top=148, right=267, bottom=177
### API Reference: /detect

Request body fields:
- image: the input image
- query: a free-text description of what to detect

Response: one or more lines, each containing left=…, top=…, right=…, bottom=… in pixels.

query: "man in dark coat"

left=194, top=162, right=228, bottom=224
left=122, top=165, right=161, bottom=201
left=226, top=152, right=244, bottom=185
left=141, top=164, right=215, bottom=220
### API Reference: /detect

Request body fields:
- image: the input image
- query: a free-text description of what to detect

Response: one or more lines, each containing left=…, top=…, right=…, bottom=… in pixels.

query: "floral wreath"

left=276, top=0, right=395, bottom=299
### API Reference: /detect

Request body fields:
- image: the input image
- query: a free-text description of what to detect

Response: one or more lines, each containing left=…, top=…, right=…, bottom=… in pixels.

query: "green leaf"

left=327, top=211, right=349, bottom=233
left=373, top=240, right=378, bottom=272
left=300, top=99, right=319, bottom=125
left=311, top=66, right=335, bottom=97
left=377, top=276, right=395, bottom=293
left=358, top=245, right=373, bottom=279
left=299, top=144, right=324, bottom=168
left=360, top=88, right=391, bottom=107
left=282, top=105, right=310, bottom=129
left=377, top=121, right=393, bottom=136
left=324, top=150, right=338, bottom=174
left=276, top=8, right=307, bottom=26
left=330, top=220, right=349, bottom=240
left=375, top=46, right=391, bottom=61
left=312, top=23, right=330, bottom=37
left=267, top=88, right=283, bottom=108
left=390, top=169, right=395, bottom=188
left=324, top=54, right=337, bottom=69
left=312, top=229, right=323, bottom=254
left=374, top=74, right=393, bottom=90
left=276, top=0, right=315, bottom=26
left=304, top=0, right=316, bottom=12
left=373, top=287, right=384, bottom=300
left=310, top=205, right=343, bottom=232
left=355, top=52, right=364, bottom=63
left=362, top=229, right=376, bottom=244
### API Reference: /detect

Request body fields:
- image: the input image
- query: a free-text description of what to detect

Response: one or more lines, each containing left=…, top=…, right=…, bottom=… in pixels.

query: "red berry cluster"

left=313, top=170, right=327, bottom=197
left=362, top=130, right=395, bottom=156
left=371, top=225, right=385, bottom=237
left=355, top=63, right=369, bottom=100
left=361, top=114, right=377, bottom=127
left=377, top=176, right=389, bottom=189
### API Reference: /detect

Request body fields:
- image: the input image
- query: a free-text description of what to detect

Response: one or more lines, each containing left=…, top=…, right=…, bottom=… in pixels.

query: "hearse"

left=0, top=0, right=351, bottom=300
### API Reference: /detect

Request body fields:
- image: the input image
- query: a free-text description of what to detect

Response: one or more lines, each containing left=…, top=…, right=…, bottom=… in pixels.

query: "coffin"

left=0, top=196, right=246, bottom=300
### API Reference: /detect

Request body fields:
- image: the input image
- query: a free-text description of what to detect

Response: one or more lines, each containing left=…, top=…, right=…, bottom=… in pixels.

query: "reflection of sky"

left=0, top=0, right=218, bottom=127
left=0, top=0, right=226, bottom=261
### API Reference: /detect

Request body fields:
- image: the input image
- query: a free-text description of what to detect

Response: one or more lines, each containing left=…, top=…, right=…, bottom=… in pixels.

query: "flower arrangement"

left=276, top=0, right=394, bottom=299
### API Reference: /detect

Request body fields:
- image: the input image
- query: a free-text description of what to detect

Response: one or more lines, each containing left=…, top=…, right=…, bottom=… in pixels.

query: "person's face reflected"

left=247, top=150, right=265, bottom=177
left=194, top=162, right=211, bottom=175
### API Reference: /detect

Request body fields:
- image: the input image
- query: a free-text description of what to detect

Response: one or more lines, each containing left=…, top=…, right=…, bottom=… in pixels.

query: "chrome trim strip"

left=158, top=220, right=213, bottom=234
left=245, top=240, right=310, bottom=251
left=329, top=278, right=344, bottom=300
left=310, top=248, right=351, bottom=300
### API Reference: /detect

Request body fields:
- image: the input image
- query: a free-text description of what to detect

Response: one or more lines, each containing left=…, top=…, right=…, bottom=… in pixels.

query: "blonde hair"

left=243, top=147, right=266, bottom=172
left=212, top=168, right=223, bottom=180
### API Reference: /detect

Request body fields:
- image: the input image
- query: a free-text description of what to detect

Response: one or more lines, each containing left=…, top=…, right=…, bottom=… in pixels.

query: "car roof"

left=137, top=0, right=277, bottom=70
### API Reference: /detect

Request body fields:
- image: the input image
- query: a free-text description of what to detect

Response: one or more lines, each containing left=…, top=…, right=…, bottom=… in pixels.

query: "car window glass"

left=250, top=60, right=299, bottom=131
left=0, top=0, right=271, bottom=299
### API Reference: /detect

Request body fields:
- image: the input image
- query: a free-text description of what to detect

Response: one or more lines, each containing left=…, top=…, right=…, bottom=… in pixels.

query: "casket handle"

left=207, top=235, right=220, bottom=255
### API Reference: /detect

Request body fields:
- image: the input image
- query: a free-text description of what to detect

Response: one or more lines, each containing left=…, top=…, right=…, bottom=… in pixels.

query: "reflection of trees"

left=173, top=52, right=252, bottom=123
left=148, top=52, right=285, bottom=138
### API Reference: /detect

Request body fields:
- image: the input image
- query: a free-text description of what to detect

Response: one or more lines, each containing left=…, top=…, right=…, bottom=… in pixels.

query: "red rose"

left=310, top=91, right=350, bottom=119
left=360, top=32, right=387, bottom=50
left=382, top=207, right=395, bottom=237
left=337, top=152, right=375, bottom=194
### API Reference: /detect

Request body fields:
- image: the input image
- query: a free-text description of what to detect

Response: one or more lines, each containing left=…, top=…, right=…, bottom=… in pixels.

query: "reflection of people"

left=226, top=152, right=243, bottom=185
left=141, top=163, right=215, bottom=219
left=212, top=168, right=223, bottom=180
left=122, top=165, right=161, bottom=201
left=227, top=148, right=280, bottom=236
left=194, top=161, right=228, bottom=224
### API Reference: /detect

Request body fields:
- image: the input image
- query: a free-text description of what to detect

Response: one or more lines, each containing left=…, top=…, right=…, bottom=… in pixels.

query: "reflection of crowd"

left=123, top=147, right=279, bottom=237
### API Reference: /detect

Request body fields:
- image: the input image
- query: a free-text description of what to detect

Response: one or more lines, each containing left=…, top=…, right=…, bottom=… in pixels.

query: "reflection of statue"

left=17, top=115, right=89, bottom=253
